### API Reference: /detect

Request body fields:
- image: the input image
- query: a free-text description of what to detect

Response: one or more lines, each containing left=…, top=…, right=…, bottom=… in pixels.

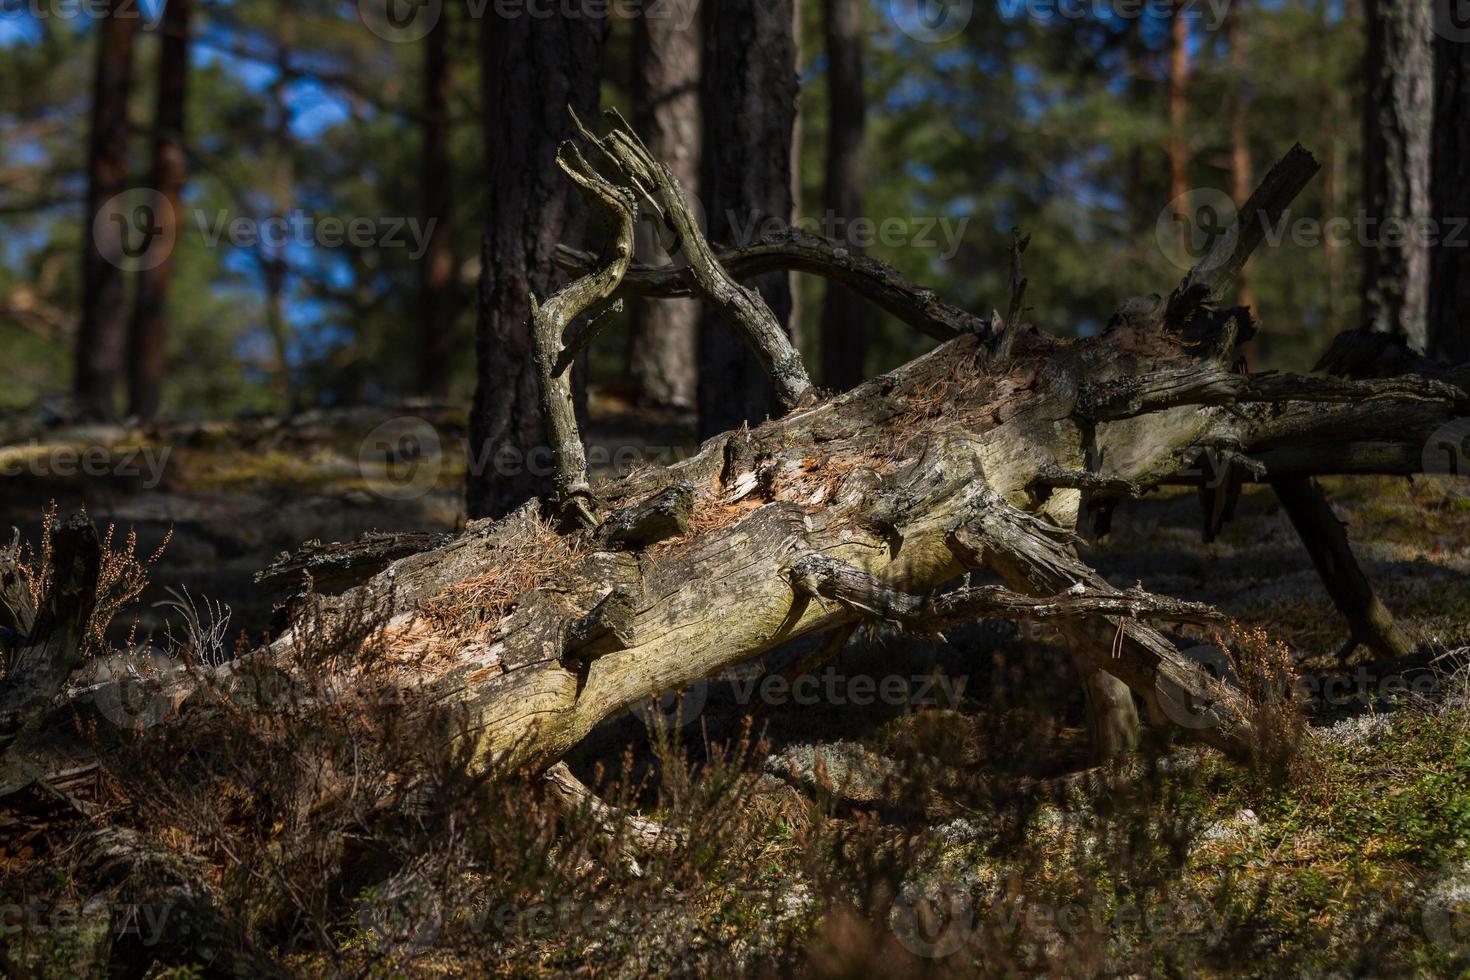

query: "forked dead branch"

left=3, top=116, right=1469, bottom=945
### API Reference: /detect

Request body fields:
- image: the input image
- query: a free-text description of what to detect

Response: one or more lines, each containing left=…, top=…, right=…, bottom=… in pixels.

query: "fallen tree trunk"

left=5, top=123, right=1469, bottom=819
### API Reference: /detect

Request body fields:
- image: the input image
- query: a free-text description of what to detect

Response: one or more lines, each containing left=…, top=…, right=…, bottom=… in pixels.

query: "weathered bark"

left=126, top=0, right=191, bottom=422
left=1430, top=17, right=1470, bottom=365
left=76, top=0, right=138, bottom=421
left=1362, top=0, right=1433, bottom=349
left=419, top=4, right=456, bottom=400
left=698, top=0, right=799, bottom=438
left=254, top=531, right=445, bottom=596
left=469, top=9, right=605, bottom=518
left=627, top=0, right=701, bottom=408
left=819, top=0, right=870, bottom=391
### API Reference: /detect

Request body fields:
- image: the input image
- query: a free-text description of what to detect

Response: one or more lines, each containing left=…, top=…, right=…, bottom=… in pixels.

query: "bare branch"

left=556, top=224, right=988, bottom=342
left=1166, top=142, right=1321, bottom=324
left=945, top=490, right=1252, bottom=759
left=531, top=127, right=640, bottom=528
left=570, top=109, right=816, bottom=411
left=784, top=553, right=1227, bottom=632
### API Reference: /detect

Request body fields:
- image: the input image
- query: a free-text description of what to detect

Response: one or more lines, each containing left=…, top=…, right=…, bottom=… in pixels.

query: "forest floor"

left=2, top=402, right=1469, bottom=977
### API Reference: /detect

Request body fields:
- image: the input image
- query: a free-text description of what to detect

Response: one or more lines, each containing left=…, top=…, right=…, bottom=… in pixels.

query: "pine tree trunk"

left=76, top=0, right=137, bottom=421
left=697, top=0, right=799, bottom=439
left=819, top=0, right=870, bottom=392
left=127, top=0, right=190, bottom=422
left=1361, top=0, right=1433, bottom=349
left=1166, top=0, right=1192, bottom=243
left=1430, top=15, right=1470, bottom=365
left=627, top=0, right=700, bottom=409
left=469, top=12, right=605, bottom=518
left=419, top=7, right=456, bottom=400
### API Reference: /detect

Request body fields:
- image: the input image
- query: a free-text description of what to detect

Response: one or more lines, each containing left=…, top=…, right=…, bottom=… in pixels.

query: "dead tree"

left=6, top=120, right=1470, bottom=926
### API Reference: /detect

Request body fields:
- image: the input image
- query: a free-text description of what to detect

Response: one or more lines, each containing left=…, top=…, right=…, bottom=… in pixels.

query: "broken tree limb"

left=1166, top=142, right=1320, bottom=322
left=577, top=110, right=815, bottom=411
left=592, top=482, right=695, bottom=550
left=254, top=531, right=444, bottom=596
left=944, top=490, right=1251, bottom=757
left=785, top=553, right=1226, bottom=631
left=529, top=128, right=641, bottom=528
left=1271, top=477, right=1418, bottom=662
left=543, top=761, right=687, bottom=877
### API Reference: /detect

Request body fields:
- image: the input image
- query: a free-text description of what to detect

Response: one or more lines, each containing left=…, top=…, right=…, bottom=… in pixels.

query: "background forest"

left=0, top=0, right=1392, bottom=420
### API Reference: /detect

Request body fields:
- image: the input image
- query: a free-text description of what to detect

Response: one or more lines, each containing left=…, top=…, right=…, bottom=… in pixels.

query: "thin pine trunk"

left=128, top=0, right=191, bottom=421
left=76, top=1, right=138, bottom=420
left=819, top=0, right=869, bottom=391
left=697, top=0, right=799, bottom=439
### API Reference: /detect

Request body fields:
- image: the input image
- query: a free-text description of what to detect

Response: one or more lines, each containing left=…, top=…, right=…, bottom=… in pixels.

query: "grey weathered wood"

left=592, top=110, right=815, bottom=412
left=531, top=125, right=641, bottom=528
left=254, top=531, right=443, bottom=595
left=593, top=482, right=695, bottom=550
